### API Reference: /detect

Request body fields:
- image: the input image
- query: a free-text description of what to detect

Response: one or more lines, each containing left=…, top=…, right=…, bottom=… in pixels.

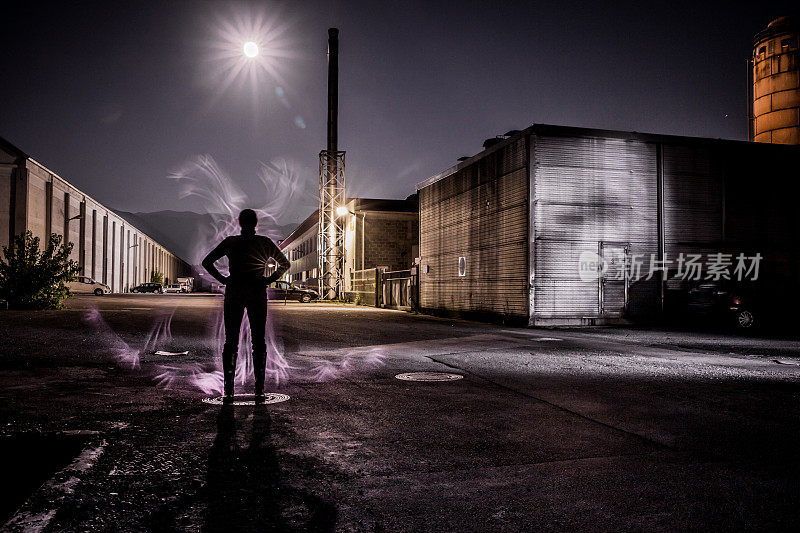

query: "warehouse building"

left=417, top=124, right=800, bottom=325
left=280, top=197, right=418, bottom=295
left=0, top=137, right=190, bottom=291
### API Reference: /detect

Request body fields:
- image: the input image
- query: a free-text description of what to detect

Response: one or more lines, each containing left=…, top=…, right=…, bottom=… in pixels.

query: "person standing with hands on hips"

left=202, top=209, right=290, bottom=403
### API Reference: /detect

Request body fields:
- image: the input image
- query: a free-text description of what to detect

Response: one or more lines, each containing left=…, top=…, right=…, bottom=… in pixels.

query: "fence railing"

left=349, top=267, right=418, bottom=310
left=381, top=269, right=412, bottom=309
left=350, top=268, right=378, bottom=306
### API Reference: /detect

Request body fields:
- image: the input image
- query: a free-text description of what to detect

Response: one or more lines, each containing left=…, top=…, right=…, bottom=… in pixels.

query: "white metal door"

left=599, top=242, right=629, bottom=317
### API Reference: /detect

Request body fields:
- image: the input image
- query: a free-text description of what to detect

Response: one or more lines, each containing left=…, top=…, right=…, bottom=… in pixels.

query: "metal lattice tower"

left=318, top=150, right=345, bottom=299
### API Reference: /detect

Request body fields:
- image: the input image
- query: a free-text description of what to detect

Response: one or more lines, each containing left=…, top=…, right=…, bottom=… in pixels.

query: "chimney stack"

left=327, top=28, right=339, bottom=153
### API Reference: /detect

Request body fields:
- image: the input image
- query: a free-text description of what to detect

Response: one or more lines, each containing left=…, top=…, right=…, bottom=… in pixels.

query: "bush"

left=150, top=270, right=164, bottom=285
left=0, top=231, right=80, bottom=309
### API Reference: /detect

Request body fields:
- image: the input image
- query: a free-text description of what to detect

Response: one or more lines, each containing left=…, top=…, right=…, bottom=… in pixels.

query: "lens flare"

left=201, top=3, right=300, bottom=119
left=243, top=41, right=259, bottom=58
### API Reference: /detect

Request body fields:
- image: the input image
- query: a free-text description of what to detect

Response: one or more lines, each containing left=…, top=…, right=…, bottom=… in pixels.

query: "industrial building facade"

left=340, top=197, right=418, bottom=293
left=280, top=198, right=418, bottom=294
left=1, top=137, right=190, bottom=292
left=417, top=124, right=800, bottom=325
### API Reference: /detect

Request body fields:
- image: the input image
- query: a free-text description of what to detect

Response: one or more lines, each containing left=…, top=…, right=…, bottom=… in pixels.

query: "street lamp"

left=122, top=242, right=140, bottom=293
left=335, top=206, right=366, bottom=275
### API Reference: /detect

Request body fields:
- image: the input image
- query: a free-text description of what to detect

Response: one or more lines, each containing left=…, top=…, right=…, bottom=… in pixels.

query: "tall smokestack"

left=319, top=27, right=345, bottom=299
left=327, top=28, right=339, bottom=153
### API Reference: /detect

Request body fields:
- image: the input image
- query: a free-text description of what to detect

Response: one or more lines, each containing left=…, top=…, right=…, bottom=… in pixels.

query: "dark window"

left=781, top=38, right=791, bottom=49
left=758, top=46, right=766, bottom=56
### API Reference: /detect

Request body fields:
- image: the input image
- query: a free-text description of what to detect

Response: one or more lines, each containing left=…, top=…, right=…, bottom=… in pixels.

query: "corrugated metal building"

left=1, top=137, right=190, bottom=291
left=417, top=124, right=800, bottom=325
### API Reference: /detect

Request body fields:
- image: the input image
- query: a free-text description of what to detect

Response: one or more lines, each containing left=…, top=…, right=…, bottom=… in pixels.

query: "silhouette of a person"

left=202, top=209, right=290, bottom=402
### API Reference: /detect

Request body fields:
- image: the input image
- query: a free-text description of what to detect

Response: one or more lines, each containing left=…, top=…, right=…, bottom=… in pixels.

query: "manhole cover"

left=395, top=372, right=463, bottom=382
left=202, top=393, right=290, bottom=406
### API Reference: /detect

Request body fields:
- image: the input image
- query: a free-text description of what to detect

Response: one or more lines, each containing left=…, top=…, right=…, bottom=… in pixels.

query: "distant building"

left=279, top=197, right=419, bottom=295
left=752, top=14, right=799, bottom=144
left=417, top=124, right=800, bottom=325
left=0, top=136, right=190, bottom=291
left=339, top=197, right=419, bottom=293
left=279, top=210, right=320, bottom=287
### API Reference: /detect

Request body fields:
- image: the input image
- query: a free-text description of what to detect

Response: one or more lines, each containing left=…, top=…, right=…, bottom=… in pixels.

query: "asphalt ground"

left=1, top=294, right=799, bottom=532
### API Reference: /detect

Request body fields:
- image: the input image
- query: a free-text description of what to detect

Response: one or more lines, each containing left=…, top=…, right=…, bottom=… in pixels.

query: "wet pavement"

left=1, top=294, right=799, bottom=531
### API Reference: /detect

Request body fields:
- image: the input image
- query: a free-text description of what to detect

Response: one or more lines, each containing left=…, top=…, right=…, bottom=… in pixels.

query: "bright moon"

left=243, top=41, right=259, bottom=58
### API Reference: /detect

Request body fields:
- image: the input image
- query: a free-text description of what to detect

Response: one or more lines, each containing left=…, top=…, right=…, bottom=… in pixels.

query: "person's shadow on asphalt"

left=204, top=404, right=337, bottom=532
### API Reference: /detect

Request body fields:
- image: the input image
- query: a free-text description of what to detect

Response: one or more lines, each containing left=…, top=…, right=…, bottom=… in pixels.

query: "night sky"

left=1, top=1, right=796, bottom=224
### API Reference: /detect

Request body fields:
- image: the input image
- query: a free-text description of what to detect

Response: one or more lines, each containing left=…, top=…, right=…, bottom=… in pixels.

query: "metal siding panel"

left=534, top=240, right=598, bottom=317
left=663, top=144, right=723, bottom=262
left=663, top=143, right=800, bottom=285
left=532, top=135, right=659, bottom=319
left=724, top=147, right=795, bottom=248
left=535, top=203, right=657, bottom=243
left=420, top=139, right=528, bottom=318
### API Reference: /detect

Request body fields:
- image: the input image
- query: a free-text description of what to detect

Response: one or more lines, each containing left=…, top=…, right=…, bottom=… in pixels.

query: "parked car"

left=67, top=276, right=111, bottom=296
left=164, top=284, right=185, bottom=293
left=131, top=282, right=164, bottom=294
left=686, top=280, right=758, bottom=331
left=267, top=281, right=319, bottom=303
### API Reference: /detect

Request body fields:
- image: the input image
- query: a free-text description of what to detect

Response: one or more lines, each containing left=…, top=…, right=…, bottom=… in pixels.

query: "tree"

left=150, top=270, right=164, bottom=284
left=0, top=231, right=80, bottom=309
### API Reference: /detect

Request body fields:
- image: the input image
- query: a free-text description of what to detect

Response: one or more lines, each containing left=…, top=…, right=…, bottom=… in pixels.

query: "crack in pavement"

left=425, top=355, right=674, bottom=452
left=360, top=450, right=667, bottom=479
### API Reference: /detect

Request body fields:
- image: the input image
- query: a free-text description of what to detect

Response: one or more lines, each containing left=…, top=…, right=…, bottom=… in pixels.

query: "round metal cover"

left=395, top=372, right=463, bottom=382
left=202, top=393, right=290, bottom=406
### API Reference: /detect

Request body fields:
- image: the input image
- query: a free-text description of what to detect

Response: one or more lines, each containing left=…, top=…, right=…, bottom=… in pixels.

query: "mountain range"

left=112, top=210, right=299, bottom=265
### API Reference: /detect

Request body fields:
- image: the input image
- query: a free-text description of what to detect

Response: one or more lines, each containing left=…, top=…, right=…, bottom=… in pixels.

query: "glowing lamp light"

left=243, top=41, right=259, bottom=58
left=335, top=206, right=349, bottom=218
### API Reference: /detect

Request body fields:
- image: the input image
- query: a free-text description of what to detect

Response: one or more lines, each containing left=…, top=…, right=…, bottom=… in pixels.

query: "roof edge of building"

left=0, top=135, right=29, bottom=160
left=280, top=210, right=319, bottom=250
left=280, top=196, right=418, bottom=250
left=415, top=123, right=800, bottom=191
left=2, top=135, right=189, bottom=266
